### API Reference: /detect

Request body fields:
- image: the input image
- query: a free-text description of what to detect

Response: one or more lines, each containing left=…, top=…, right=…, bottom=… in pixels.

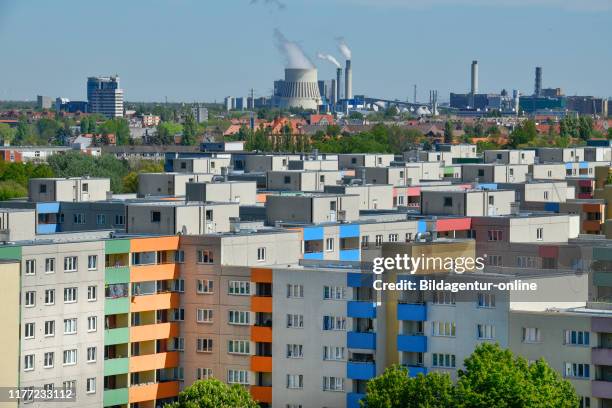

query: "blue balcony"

left=397, top=303, right=427, bottom=321
left=339, top=224, right=360, bottom=238
left=397, top=335, right=427, bottom=353
left=348, top=301, right=376, bottom=319
left=37, top=223, right=59, bottom=234
left=36, top=202, right=60, bottom=214
left=347, top=392, right=366, bottom=408
left=303, top=252, right=323, bottom=260
left=347, top=331, right=376, bottom=349
left=303, top=227, right=324, bottom=241
left=406, top=365, right=427, bottom=377
left=347, top=273, right=373, bottom=288
left=340, top=249, right=360, bottom=261
left=347, top=361, right=376, bottom=380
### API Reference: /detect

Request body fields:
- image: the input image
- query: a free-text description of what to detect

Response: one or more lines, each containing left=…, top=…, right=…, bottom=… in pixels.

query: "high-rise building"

left=87, top=76, right=124, bottom=118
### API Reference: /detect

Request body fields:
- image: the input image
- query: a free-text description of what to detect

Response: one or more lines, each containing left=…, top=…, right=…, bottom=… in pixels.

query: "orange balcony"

left=129, top=381, right=179, bottom=404
left=251, top=326, right=272, bottom=343
left=251, top=296, right=272, bottom=313
left=130, top=263, right=179, bottom=282
left=583, top=220, right=603, bottom=232
left=130, top=236, right=179, bottom=252
left=129, top=351, right=179, bottom=372
left=251, top=356, right=272, bottom=372
left=130, top=292, right=179, bottom=313
left=250, top=386, right=272, bottom=403
left=130, top=322, right=179, bottom=343
left=251, top=268, right=272, bottom=283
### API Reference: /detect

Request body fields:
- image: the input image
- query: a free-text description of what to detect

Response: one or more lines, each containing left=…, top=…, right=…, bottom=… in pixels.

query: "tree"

left=362, top=365, right=455, bottom=408
left=182, top=114, right=198, bottom=146
left=349, top=111, right=364, bottom=120
left=153, top=122, right=182, bottom=145
left=509, top=120, right=537, bottom=148
left=578, top=116, right=594, bottom=141
left=444, top=121, right=453, bottom=143
left=0, top=123, right=16, bottom=145
left=14, top=118, right=35, bottom=145
left=164, top=378, right=258, bottom=408
left=454, top=343, right=578, bottom=408
left=608, top=127, right=612, bottom=140
left=99, top=118, right=130, bottom=145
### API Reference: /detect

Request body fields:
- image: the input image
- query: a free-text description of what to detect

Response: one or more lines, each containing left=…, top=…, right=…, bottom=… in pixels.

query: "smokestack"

left=345, top=60, right=352, bottom=100
left=331, top=78, right=337, bottom=106
left=470, top=60, right=478, bottom=95
left=336, top=68, right=342, bottom=101
left=535, top=67, right=542, bottom=96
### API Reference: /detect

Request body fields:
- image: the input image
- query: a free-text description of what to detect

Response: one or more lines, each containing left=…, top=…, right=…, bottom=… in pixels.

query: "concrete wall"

left=186, top=181, right=257, bottom=205
left=484, top=150, right=536, bottom=165
left=29, top=178, right=111, bottom=202
left=0, top=260, right=20, bottom=403
left=530, top=163, right=566, bottom=181
left=421, top=190, right=514, bottom=216
left=0, top=209, right=36, bottom=241
left=338, top=154, right=394, bottom=169
left=266, top=171, right=341, bottom=192
left=138, top=173, right=214, bottom=197
left=324, top=184, right=394, bottom=210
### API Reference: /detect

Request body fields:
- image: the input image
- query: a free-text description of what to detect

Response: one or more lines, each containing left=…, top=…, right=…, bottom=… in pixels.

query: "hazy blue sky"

left=1, top=0, right=610, bottom=102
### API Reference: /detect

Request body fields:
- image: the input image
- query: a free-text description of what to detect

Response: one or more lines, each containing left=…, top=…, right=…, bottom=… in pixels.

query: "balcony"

left=130, top=263, right=178, bottom=282
left=251, top=326, right=272, bottom=343
left=105, top=266, right=130, bottom=285
left=397, top=334, right=427, bottom=353
left=592, top=317, right=612, bottom=333
left=103, top=388, right=128, bottom=407
left=397, top=303, right=427, bottom=321
left=129, top=381, right=179, bottom=404
left=347, top=361, right=376, bottom=380
left=592, top=348, right=612, bottom=366
left=130, top=292, right=180, bottom=313
left=347, top=392, right=366, bottom=408
left=251, top=356, right=272, bottom=372
left=130, top=322, right=179, bottom=343
left=303, top=251, right=324, bottom=260
left=347, top=273, right=374, bottom=288
left=340, top=249, right=360, bottom=261
left=591, top=380, right=612, bottom=399
left=593, top=272, right=612, bottom=288
left=129, top=351, right=179, bottom=372
left=250, top=386, right=272, bottom=403
left=347, top=331, right=376, bottom=350
left=347, top=301, right=376, bottom=319
left=405, top=365, right=427, bottom=377
left=104, top=327, right=129, bottom=346
left=104, top=357, right=129, bottom=376
left=105, top=297, right=130, bottom=315
left=251, top=296, right=272, bottom=313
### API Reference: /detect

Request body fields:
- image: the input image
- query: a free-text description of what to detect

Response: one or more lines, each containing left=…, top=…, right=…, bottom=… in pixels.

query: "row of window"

left=23, top=347, right=97, bottom=371
left=25, top=317, right=98, bottom=339
left=67, top=212, right=124, bottom=226
left=24, top=255, right=97, bottom=275
left=18, top=379, right=97, bottom=402
left=523, top=328, right=590, bottom=346
left=431, top=292, right=496, bottom=308
left=24, top=286, right=97, bottom=307
left=430, top=322, right=496, bottom=340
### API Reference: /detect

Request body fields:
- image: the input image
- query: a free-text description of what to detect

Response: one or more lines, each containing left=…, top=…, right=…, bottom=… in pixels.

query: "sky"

left=0, top=0, right=610, bottom=103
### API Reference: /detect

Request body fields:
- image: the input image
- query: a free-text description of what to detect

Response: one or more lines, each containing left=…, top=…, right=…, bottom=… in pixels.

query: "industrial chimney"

left=336, top=67, right=342, bottom=103
left=345, top=60, right=352, bottom=100
left=534, top=67, right=542, bottom=96
left=469, top=60, right=478, bottom=108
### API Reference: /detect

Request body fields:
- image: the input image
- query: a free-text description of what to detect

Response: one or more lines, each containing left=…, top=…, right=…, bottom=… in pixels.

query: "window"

left=197, top=249, right=214, bottom=264
left=478, top=169, right=485, bottom=177
left=287, top=344, right=303, bottom=358
left=432, top=353, right=456, bottom=368
left=196, top=338, right=213, bottom=353
left=522, top=327, right=541, bottom=343
left=64, top=287, right=77, bottom=303
left=287, top=284, right=304, bottom=298
left=330, top=201, right=337, bottom=211
left=228, top=369, right=249, bottom=385
left=115, top=214, right=125, bottom=225
left=323, top=285, right=346, bottom=300
left=517, top=256, right=536, bottom=268
left=87, top=255, right=97, bottom=270
left=228, top=340, right=251, bottom=355
left=174, top=250, right=185, bottom=263
left=73, top=213, right=85, bottom=224
left=432, top=321, right=456, bottom=337
left=287, top=374, right=303, bottom=389
left=228, top=310, right=251, bottom=325
left=86, top=285, right=97, bottom=301
left=323, top=346, right=345, bottom=361
left=389, top=233, right=398, bottom=242
left=171, top=308, right=185, bottom=321
left=24, top=354, right=34, bottom=371
left=361, top=235, right=369, bottom=248
left=229, top=281, right=251, bottom=295
left=63, top=349, right=77, bottom=365
left=544, top=191, right=549, bottom=200
left=87, top=316, right=97, bottom=332
left=284, top=176, right=291, bottom=184
left=564, top=330, right=590, bottom=346
left=477, top=293, right=495, bottom=308
left=487, top=230, right=503, bottom=241
left=197, top=279, right=214, bottom=294
left=96, top=214, right=106, bottom=225
left=24, top=322, right=35, bottom=339
left=64, top=318, right=77, bottom=334
left=488, top=255, right=502, bottom=266
left=62, top=380, right=76, bottom=391
left=375, top=235, right=383, bottom=247
left=25, top=259, right=36, bottom=275
left=432, top=291, right=456, bottom=305
left=488, top=195, right=495, bottom=205
left=536, top=227, right=543, bottom=241
left=64, top=256, right=77, bottom=272
left=580, top=397, right=591, bottom=408
left=320, top=175, right=325, bottom=183
left=564, top=363, right=590, bottom=379
left=196, top=309, right=213, bottom=323
left=45, top=289, right=55, bottom=305
left=322, top=376, right=344, bottom=391
left=287, top=314, right=304, bottom=328
left=39, top=184, right=47, bottom=193
left=170, top=337, right=184, bottom=351
left=172, top=279, right=184, bottom=292
left=257, top=247, right=266, bottom=261
left=82, top=183, right=89, bottom=192
left=322, top=315, right=346, bottom=331
left=43, top=352, right=54, bottom=368
left=45, top=258, right=55, bottom=273
left=44, top=320, right=55, bottom=337
left=86, top=378, right=96, bottom=394
left=325, top=238, right=334, bottom=251
left=443, top=197, right=453, bottom=207
left=25, top=291, right=36, bottom=307
left=197, top=368, right=213, bottom=380
left=151, top=211, right=161, bottom=222
left=477, top=324, right=495, bottom=340
left=87, top=347, right=97, bottom=362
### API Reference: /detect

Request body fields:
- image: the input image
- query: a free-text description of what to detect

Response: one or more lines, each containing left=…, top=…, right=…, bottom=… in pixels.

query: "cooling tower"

left=275, top=68, right=322, bottom=110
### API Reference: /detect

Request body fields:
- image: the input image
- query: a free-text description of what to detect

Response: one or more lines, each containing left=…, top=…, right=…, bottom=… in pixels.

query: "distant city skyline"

left=0, top=0, right=610, bottom=102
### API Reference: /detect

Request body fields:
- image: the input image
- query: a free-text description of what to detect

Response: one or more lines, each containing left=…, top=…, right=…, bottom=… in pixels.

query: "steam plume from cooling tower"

left=336, top=37, right=352, bottom=60
left=316, top=53, right=341, bottom=68
left=273, top=29, right=314, bottom=69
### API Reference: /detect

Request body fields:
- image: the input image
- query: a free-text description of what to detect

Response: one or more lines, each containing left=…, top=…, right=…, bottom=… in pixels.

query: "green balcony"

left=104, top=357, right=129, bottom=376
left=105, top=297, right=129, bottom=315
left=594, top=271, right=612, bottom=287
left=105, top=239, right=130, bottom=255
left=104, top=327, right=129, bottom=346
left=103, top=387, right=128, bottom=406
left=105, top=266, right=130, bottom=285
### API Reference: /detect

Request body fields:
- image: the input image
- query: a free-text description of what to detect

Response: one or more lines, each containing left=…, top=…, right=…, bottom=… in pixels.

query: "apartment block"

left=461, top=164, right=529, bottom=183
left=537, top=147, right=586, bottom=163
left=338, top=154, right=395, bottom=169
left=185, top=181, right=257, bottom=205
left=265, top=193, right=360, bottom=225
left=497, top=181, right=570, bottom=203
left=266, top=170, right=341, bottom=192
left=324, top=184, right=394, bottom=210
left=29, top=178, right=111, bottom=202
left=137, top=173, right=214, bottom=197
left=420, top=189, right=515, bottom=216
left=484, top=149, right=536, bottom=165
left=168, top=156, right=232, bottom=175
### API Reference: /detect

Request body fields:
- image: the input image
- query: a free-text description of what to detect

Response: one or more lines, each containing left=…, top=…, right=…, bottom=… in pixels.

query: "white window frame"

left=63, top=256, right=77, bottom=272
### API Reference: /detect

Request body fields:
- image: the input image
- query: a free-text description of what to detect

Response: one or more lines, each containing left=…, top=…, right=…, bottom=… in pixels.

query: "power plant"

left=534, top=66, right=542, bottom=96
left=344, top=59, right=352, bottom=100
left=273, top=68, right=322, bottom=110
left=336, top=67, right=342, bottom=102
